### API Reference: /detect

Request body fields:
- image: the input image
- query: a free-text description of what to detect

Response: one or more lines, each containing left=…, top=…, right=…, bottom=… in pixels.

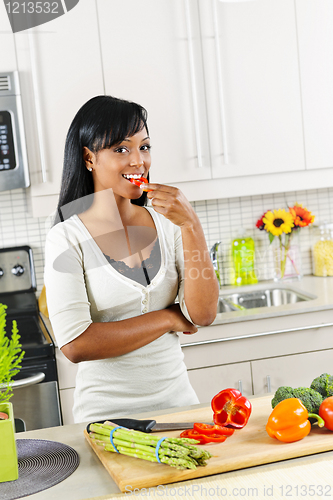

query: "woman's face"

left=84, top=127, right=151, bottom=198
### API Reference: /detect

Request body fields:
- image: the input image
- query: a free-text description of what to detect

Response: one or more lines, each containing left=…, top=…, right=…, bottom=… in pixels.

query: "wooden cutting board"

left=84, top=395, right=333, bottom=493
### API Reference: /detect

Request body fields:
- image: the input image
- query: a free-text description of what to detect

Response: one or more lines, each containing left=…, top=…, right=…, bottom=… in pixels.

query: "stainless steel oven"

left=0, top=245, right=62, bottom=431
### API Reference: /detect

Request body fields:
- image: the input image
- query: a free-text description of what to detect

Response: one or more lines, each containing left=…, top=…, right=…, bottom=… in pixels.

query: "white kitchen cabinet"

left=14, top=0, right=104, bottom=218
left=295, top=0, right=333, bottom=171
left=181, top=307, right=333, bottom=399
left=59, top=388, right=75, bottom=426
left=10, top=0, right=333, bottom=215
left=188, top=361, right=252, bottom=404
left=55, top=346, right=78, bottom=391
left=97, top=0, right=305, bottom=185
left=96, top=0, right=211, bottom=184
left=251, top=349, right=333, bottom=395
left=199, top=0, right=305, bottom=179
left=0, top=4, right=16, bottom=71
left=55, top=346, right=78, bottom=425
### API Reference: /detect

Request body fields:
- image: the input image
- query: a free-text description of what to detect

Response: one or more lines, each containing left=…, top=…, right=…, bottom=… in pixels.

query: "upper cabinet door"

left=15, top=0, right=104, bottom=201
left=296, top=0, right=333, bottom=170
left=0, top=3, right=16, bottom=71
left=96, top=0, right=211, bottom=184
left=200, top=0, right=305, bottom=179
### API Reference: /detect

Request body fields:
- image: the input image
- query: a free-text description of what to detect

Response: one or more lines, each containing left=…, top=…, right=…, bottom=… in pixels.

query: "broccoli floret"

left=271, top=386, right=323, bottom=414
left=271, top=386, right=295, bottom=408
left=310, top=373, right=333, bottom=399
left=292, top=387, right=323, bottom=414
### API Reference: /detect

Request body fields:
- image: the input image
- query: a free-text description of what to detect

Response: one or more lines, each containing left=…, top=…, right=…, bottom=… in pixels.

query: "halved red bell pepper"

left=211, top=388, right=252, bottom=429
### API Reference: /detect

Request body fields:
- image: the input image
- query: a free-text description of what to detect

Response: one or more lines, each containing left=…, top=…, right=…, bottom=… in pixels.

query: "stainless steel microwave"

left=0, top=71, right=29, bottom=191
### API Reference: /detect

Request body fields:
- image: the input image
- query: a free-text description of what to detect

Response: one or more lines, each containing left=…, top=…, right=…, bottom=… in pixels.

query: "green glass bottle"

left=232, top=231, right=258, bottom=286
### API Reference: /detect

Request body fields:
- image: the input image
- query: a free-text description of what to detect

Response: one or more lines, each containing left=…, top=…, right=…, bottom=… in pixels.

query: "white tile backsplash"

left=192, top=187, right=333, bottom=286
left=0, top=186, right=332, bottom=293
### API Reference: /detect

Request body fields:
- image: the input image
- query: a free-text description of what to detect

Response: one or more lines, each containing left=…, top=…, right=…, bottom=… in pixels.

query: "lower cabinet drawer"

left=55, top=347, right=78, bottom=390
left=59, top=388, right=75, bottom=426
left=187, top=361, right=252, bottom=404
left=251, top=348, right=333, bottom=395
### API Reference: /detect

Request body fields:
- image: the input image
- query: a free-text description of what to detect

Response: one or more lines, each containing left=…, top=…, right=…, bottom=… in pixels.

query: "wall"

left=0, top=186, right=332, bottom=293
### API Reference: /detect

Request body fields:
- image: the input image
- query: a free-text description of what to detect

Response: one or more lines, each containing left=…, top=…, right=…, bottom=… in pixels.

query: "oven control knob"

left=11, top=264, right=24, bottom=276
left=0, top=268, right=3, bottom=278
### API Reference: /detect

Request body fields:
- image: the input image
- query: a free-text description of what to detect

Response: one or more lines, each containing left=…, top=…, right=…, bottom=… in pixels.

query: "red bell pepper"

left=211, top=388, right=252, bottom=429
left=319, top=396, right=333, bottom=431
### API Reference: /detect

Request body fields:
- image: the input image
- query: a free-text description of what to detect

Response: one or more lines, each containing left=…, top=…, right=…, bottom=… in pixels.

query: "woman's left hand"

left=145, top=184, right=198, bottom=228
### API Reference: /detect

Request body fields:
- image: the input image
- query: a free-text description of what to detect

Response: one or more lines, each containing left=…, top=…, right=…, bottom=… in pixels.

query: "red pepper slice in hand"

left=193, top=422, right=235, bottom=436
left=211, top=388, right=252, bottom=429
left=129, top=177, right=152, bottom=191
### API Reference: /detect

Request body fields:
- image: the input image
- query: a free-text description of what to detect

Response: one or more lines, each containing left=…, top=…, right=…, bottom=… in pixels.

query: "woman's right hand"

left=167, top=304, right=198, bottom=335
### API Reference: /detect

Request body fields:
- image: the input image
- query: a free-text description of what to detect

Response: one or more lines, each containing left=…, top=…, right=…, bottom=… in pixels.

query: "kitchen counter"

left=12, top=399, right=333, bottom=500
left=178, top=276, right=333, bottom=351
left=212, top=276, right=333, bottom=325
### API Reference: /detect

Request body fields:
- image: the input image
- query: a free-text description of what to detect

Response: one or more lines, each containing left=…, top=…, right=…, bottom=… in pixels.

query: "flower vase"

left=273, top=232, right=303, bottom=281
left=0, top=402, right=19, bottom=483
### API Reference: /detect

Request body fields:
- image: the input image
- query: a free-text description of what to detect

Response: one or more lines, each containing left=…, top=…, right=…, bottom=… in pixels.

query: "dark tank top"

left=103, top=238, right=161, bottom=287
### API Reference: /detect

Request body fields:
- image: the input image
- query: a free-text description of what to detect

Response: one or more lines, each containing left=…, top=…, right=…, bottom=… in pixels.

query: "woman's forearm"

left=61, top=305, right=197, bottom=363
left=181, top=215, right=219, bottom=326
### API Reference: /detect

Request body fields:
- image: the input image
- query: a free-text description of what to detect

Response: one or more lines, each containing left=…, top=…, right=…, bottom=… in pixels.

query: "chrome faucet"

left=210, top=241, right=221, bottom=288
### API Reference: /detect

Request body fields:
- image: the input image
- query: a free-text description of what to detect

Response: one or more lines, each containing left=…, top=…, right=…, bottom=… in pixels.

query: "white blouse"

left=44, top=207, right=199, bottom=422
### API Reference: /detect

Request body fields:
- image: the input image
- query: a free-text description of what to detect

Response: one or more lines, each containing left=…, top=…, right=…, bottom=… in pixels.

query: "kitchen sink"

left=218, top=287, right=315, bottom=312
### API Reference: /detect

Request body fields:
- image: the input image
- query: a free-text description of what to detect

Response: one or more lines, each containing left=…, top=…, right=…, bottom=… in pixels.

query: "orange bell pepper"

left=266, top=398, right=324, bottom=443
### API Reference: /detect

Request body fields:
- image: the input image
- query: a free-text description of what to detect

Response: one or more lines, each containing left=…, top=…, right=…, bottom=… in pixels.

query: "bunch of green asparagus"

left=88, top=422, right=212, bottom=470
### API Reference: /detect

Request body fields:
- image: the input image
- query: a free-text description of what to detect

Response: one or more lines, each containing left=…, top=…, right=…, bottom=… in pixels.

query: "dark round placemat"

left=0, top=439, right=80, bottom=500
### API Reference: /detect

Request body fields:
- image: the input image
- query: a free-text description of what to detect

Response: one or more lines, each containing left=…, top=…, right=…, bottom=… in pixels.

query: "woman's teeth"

left=122, top=174, right=143, bottom=180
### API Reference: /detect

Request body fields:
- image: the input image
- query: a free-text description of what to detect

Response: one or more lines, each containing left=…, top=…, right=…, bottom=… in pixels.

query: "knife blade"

left=87, top=417, right=213, bottom=433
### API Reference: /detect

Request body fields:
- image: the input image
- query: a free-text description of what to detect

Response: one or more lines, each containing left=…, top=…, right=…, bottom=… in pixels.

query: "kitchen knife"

left=87, top=417, right=213, bottom=433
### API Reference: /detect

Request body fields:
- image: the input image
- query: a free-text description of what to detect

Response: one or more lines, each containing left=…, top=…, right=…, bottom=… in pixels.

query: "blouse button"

left=142, top=307, right=148, bottom=313
left=142, top=299, right=147, bottom=305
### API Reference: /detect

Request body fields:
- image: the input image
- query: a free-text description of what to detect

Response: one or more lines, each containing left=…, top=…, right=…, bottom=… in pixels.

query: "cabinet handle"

left=266, top=375, right=271, bottom=393
left=184, top=0, right=204, bottom=168
left=211, top=0, right=229, bottom=164
left=28, top=32, right=48, bottom=183
left=238, top=379, right=243, bottom=393
left=181, top=322, right=333, bottom=347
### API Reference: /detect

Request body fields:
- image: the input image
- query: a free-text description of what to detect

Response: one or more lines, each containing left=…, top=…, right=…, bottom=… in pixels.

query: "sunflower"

left=289, top=204, right=315, bottom=228
left=262, top=209, right=294, bottom=237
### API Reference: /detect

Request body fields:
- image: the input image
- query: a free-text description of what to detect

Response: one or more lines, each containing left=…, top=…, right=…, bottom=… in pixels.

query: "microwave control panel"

left=0, top=110, right=16, bottom=171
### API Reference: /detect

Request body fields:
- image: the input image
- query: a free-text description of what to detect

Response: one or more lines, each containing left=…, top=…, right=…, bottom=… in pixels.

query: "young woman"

left=44, top=95, right=219, bottom=423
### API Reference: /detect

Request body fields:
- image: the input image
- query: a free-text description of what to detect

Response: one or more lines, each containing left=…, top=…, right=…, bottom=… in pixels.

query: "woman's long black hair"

left=54, top=95, right=149, bottom=225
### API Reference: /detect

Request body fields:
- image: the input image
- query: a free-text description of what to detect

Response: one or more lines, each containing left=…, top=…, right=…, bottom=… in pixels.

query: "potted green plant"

left=0, top=303, right=24, bottom=483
